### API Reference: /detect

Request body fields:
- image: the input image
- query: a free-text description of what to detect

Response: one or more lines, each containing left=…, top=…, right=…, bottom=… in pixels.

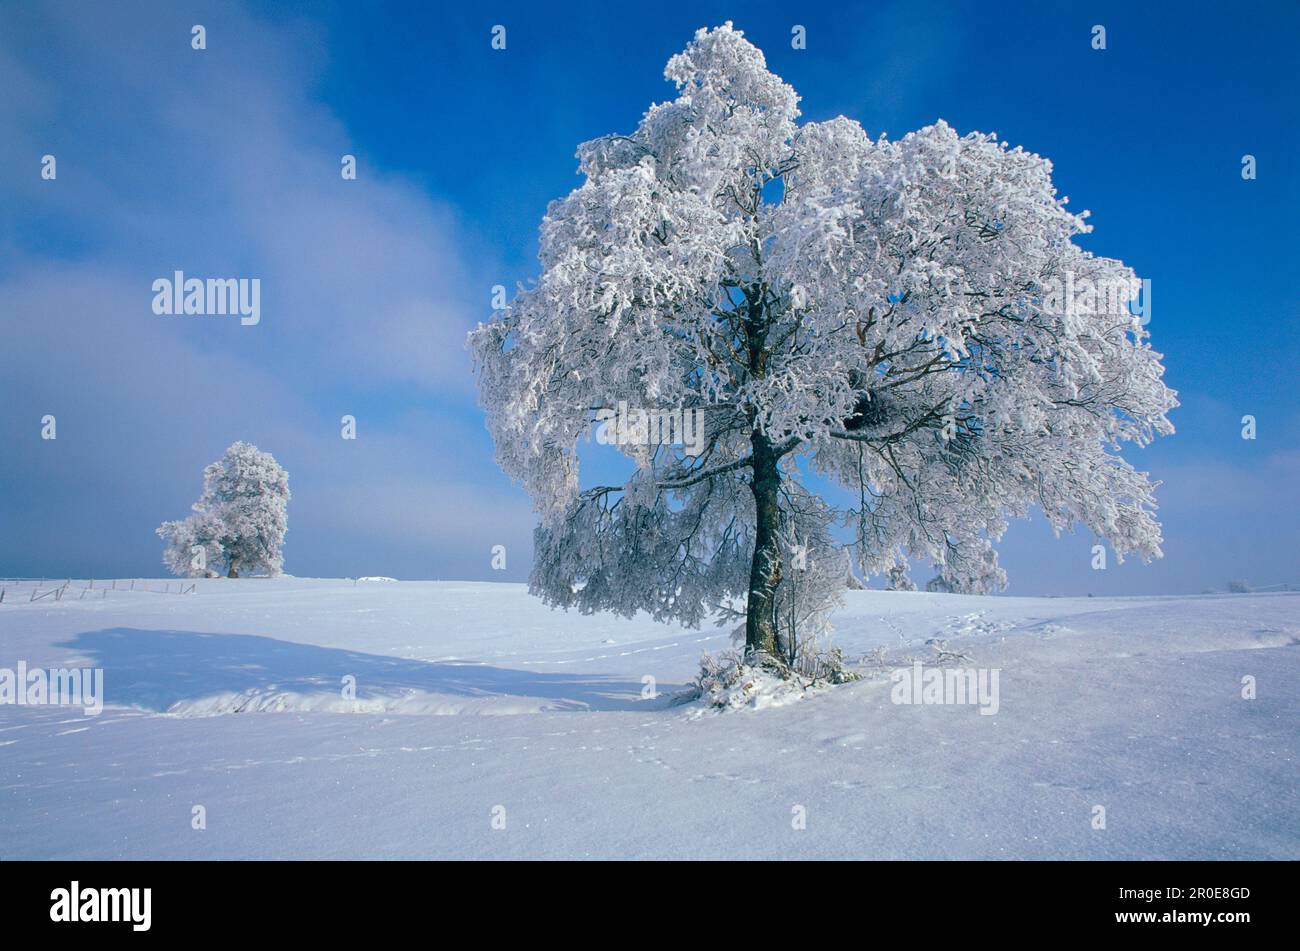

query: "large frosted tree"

left=157, top=441, right=290, bottom=578
left=470, top=24, right=1176, bottom=663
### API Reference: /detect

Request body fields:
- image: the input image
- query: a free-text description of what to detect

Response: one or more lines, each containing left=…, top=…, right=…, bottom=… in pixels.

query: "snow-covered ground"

left=1, top=579, right=1295, bottom=859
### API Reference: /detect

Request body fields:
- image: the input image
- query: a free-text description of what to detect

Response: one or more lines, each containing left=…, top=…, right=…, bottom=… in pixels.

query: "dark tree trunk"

left=745, top=432, right=783, bottom=659
left=226, top=559, right=239, bottom=579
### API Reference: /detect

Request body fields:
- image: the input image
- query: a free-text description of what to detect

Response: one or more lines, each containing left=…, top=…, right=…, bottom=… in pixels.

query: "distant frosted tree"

left=158, top=442, right=290, bottom=578
left=470, top=23, right=1176, bottom=663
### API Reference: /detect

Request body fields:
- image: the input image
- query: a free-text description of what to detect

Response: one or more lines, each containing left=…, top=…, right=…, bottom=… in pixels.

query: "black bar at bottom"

left=0, top=859, right=1287, bottom=937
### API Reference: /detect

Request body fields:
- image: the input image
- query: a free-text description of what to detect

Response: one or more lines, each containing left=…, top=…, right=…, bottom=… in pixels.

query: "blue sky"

left=1, top=0, right=1296, bottom=594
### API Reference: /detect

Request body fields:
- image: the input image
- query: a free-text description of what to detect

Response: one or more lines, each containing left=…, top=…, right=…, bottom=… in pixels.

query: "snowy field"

left=0, top=578, right=1296, bottom=860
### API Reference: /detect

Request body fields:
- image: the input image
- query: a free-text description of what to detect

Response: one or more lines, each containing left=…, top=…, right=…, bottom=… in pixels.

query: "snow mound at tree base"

left=691, top=650, right=828, bottom=712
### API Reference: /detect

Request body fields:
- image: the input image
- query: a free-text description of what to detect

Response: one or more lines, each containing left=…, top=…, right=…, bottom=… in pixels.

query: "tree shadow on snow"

left=60, top=628, right=679, bottom=713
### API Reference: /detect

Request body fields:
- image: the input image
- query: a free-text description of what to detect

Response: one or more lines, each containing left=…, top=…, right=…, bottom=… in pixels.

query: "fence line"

left=0, top=578, right=196, bottom=604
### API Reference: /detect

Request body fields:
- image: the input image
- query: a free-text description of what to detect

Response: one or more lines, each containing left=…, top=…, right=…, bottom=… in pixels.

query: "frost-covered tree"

left=470, top=24, right=1176, bottom=662
left=157, top=441, right=290, bottom=578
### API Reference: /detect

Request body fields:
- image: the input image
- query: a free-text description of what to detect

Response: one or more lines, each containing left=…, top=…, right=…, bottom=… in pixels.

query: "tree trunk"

left=745, top=432, right=783, bottom=660
left=226, top=559, right=239, bottom=579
